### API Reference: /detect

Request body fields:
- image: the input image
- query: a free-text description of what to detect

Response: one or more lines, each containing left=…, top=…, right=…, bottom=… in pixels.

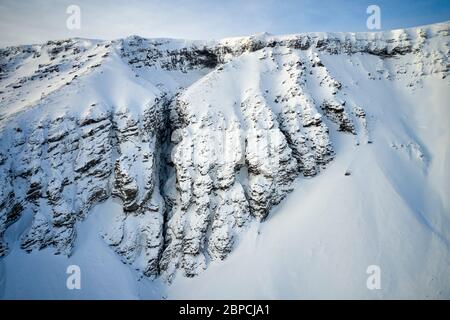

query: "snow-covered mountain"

left=0, top=21, right=449, bottom=299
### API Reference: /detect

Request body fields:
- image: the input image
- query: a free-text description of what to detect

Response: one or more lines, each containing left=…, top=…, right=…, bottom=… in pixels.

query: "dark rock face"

left=0, top=22, right=448, bottom=280
left=321, top=100, right=356, bottom=134
left=120, top=36, right=219, bottom=71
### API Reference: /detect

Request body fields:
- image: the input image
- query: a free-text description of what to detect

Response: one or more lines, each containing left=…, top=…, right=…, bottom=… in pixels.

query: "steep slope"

left=168, top=62, right=450, bottom=299
left=0, top=37, right=214, bottom=277
left=0, top=22, right=449, bottom=298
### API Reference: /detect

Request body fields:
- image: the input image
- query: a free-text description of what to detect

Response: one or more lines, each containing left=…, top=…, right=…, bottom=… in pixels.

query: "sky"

left=0, top=0, right=449, bottom=46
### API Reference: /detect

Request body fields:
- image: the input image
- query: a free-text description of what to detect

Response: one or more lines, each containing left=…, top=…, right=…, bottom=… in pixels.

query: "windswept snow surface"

left=0, top=22, right=449, bottom=299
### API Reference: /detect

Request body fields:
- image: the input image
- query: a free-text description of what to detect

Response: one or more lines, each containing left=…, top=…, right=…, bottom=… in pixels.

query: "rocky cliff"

left=0, top=22, right=448, bottom=281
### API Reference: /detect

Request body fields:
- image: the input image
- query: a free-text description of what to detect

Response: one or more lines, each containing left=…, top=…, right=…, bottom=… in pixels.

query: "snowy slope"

left=168, top=73, right=450, bottom=299
left=1, top=199, right=165, bottom=299
left=0, top=21, right=449, bottom=299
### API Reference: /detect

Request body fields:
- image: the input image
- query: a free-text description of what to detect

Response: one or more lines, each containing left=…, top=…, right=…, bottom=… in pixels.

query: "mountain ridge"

left=0, top=21, right=449, bottom=288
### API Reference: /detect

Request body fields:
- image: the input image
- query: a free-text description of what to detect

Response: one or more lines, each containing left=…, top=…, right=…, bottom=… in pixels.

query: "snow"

left=165, top=58, right=450, bottom=299
left=168, top=135, right=450, bottom=299
left=168, top=82, right=449, bottom=299
left=0, top=199, right=165, bottom=299
left=2, top=71, right=448, bottom=298
left=0, top=21, right=449, bottom=299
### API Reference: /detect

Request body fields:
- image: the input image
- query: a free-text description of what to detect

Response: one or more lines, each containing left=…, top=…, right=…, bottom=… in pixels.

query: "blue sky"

left=0, top=0, right=449, bottom=46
